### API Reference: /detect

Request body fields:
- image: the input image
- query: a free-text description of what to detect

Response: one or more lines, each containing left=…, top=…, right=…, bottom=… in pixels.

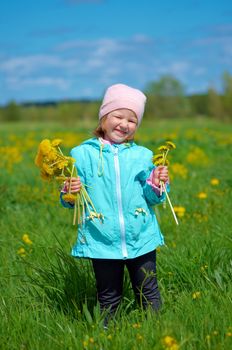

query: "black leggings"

left=91, top=250, right=161, bottom=315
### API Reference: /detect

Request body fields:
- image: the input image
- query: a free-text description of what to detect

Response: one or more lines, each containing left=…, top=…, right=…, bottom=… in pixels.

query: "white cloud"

left=0, top=55, right=69, bottom=74
left=6, top=77, right=70, bottom=90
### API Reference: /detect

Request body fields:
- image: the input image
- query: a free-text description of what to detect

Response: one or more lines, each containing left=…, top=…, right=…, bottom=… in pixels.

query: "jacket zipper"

left=113, top=147, right=128, bottom=258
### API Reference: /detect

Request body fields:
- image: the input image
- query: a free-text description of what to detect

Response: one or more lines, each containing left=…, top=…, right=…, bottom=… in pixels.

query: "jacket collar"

left=81, top=137, right=136, bottom=152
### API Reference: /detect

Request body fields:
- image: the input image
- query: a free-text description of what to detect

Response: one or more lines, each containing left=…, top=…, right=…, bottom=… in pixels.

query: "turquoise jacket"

left=61, top=138, right=167, bottom=259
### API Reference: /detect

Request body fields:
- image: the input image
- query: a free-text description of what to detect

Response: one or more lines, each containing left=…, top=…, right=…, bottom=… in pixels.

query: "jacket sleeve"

left=137, top=148, right=170, bottom=206
left=60, top=145, right=86, bottom=209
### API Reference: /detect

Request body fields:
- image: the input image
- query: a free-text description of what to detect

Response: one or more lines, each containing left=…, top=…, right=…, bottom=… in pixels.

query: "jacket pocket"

left=128, top=206, right=152, bottom=241
left=84, top=215, right=116, bottom=245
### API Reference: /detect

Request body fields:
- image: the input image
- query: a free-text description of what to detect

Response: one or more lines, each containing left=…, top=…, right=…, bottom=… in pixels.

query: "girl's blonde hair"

left=93, top=115, right=108, bottom=138
left=93, top=114, right=136, bottom=141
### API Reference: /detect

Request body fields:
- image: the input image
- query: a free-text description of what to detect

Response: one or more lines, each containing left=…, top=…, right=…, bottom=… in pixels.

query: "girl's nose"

left=120, top=120, right=128, bottom=130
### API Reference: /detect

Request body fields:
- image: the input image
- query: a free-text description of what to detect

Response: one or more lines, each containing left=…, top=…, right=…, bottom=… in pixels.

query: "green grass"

left=0, top=118, right=232, bottom=350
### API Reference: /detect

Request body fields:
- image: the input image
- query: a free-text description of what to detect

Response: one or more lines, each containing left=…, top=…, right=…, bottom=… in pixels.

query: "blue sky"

left=0, top=0, right=232, bottom=105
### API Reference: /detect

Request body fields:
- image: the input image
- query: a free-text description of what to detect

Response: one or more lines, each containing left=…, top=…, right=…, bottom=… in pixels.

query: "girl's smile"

left=103, top=109, right=138, bottom=143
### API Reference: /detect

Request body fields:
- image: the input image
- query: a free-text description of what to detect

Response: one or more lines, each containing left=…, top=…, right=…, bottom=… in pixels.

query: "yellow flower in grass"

left=22, top=234, right=32, bottom=245
left=162, top=335, right=179, bottom=350
left=132, top=323, right=141, bottom=329
left=171, top=163, right=188, bottom=179
left=17, top=247, right=26, bottom=257
left=210, top=178, right=219, bottom=186
left=197, top=192, right=207, bottom=199
left=186, top=147, right=209, bottom=166
left=200, top=264, right=208, bottom=272
left=173, top=206, right=186, bottom=218
left=136, top=334, right=143, bottom=341
left=192, top=291, right=201, bottom=299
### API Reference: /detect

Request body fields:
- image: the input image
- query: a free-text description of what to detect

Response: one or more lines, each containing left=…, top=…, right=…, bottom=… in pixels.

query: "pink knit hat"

left=99, top=83, right=147, bottom=124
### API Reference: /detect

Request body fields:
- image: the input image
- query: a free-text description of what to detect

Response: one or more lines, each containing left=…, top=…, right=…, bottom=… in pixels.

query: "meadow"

left=0, top=117, right=232, bottom=350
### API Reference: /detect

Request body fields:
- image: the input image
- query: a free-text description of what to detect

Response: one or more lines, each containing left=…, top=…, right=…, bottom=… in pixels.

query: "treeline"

left=1, top=71, right=232, bottom=123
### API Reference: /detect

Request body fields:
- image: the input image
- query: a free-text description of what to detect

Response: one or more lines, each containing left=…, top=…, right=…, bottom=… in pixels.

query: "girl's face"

left=103, top=109, right=138, bottom=143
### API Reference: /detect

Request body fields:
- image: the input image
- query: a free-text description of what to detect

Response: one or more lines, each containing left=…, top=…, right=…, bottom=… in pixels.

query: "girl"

left=61, top=83, right=169, bottom=320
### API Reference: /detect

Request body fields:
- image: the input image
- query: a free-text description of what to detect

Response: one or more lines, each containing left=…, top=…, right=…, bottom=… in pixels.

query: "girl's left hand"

left=152, top=166, right=169, bottom=187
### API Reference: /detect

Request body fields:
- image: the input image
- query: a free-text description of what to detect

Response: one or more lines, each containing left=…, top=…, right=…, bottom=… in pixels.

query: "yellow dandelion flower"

left=210, top=178, right=219, bottom=186
left=136, top=334, right=143, bottom=341
left=166, top=141, right=176, bottom=150
left=192, top=291, right=201, bottom=299
left=162, top=336, right=179, bottom=349
left=17, top=247, right=26, bottom=257
left=57, top=160, right=69, bottom=170
left=170, top=345, right=180, bottom=350
left=22, top=234, right=32, bottom=245
left=62, top=193, right=77, bottom=202
left=200, top=264, right=208, bottom=272
left=68, top=156, right=76, bottom=163
left=173, top=206, right=186, bottom=218
left=46, top=149, right=58, bottom=162
left=82, top=340, right=88, bottom=348
left=132, top=323, right=141, bottom=329
left=39, top=139, right=52, bottom=155
left=107, top=334, right=112, bottom=340
left=34, top=151, right=43, bottom=167
left=153, top=154, right=164, bottom=161
left=226, top=332, right=232, bottom=337
left=40, top=169, right=53, bottom=181
left=89, top=337, right=94, bottom=344
left=51, top=139, right=63, bottom=147
left=158, top=145, right=169, bottom=152
left=197, top=192, right=207, bottom=199
left=186, top=147, right=209, bottom=165
left=171, top=163, right=188, bottom=179
left=42, top=163, right=54, bottom=175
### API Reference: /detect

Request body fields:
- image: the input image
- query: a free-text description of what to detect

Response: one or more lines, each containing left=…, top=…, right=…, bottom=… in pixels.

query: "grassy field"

left=0, top=118, right=232, bottom=350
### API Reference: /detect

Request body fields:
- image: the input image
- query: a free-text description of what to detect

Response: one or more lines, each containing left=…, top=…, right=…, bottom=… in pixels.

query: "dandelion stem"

left=58, top=146, right=64, bottom=156
left=73, top=200, right=77, bottom=226
left=163, top=149, right=169, bottom=165
left=69, top=165, right=75, bottom=194
left=162, top=184, right=179, bottom=225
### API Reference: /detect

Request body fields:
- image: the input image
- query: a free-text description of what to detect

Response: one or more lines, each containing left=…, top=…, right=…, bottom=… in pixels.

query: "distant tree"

left=3, top=101, right=21, bottom=121
left=222, top=71, right=232, bottom=118
left=145, top=75, right=190, bottom=118
left=188, top=94, right=208, bottom=116
left=146, top=74, right=185, bottom=97
left=207, top=87, right=224, bottom=119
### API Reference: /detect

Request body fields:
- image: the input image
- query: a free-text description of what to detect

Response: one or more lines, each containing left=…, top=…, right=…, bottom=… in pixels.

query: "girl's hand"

left=152, top=166, right=169, bottom=187
left=64, top=177, right=82, bottom=193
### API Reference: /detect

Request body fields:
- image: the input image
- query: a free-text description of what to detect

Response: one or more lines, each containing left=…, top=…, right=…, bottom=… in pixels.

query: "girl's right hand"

left=64, top=177, right=82, bottom=193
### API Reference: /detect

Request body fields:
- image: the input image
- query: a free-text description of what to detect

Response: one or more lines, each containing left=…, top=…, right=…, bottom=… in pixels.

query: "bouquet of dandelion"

left=153, top=141, right=179, bottom=225
left=35, top=139, right=102, bottom=226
